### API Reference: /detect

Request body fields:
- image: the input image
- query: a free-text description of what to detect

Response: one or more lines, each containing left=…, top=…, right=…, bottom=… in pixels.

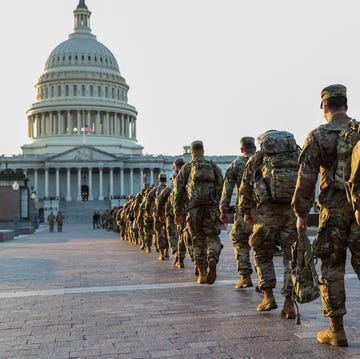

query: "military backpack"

left=254, top=130, right=300, bottom=204
left=333, top=119, right=360, bottom=191
left=291, top=231, right=320, bottom=324
left=186, top=159, right=217, bottom=206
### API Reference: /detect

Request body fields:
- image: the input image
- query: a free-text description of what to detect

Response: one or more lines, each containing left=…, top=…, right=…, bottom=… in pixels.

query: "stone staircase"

left=59, top=200, right=112, bottom=224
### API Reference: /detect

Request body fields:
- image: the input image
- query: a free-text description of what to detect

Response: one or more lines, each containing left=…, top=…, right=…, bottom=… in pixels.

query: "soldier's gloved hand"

left=355, top=210, right=360, bottom=225
left=220, top=211, right=229, bottom=225
left=175, top=215, right=183, bottom=226
left=296, top=216, right=307, bottom=233
left=159, top=216, right=165, bottom=223
left=244, top=214, right=254, bottom=224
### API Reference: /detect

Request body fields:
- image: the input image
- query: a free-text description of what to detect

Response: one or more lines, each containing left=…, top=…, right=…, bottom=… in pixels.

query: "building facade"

left=0, top=0, right=235, bottom=223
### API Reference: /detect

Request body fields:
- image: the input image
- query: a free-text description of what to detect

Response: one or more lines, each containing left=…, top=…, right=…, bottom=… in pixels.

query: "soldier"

left=239, top=130, right=300, bottom=319
left=349, top=141, right=360, bottom=225
left=115, top=206, right=125, bottom=240
left=157, top=177, right=177, bottom=263
left=47, top=211, right=55, bottom=232
left=145, top=174, right=168, bottom=260
left=292, top=84, right=360, bottom=347
left=133, top=183, right=150, bottom=249
left=55, top=211, right=64, bottom=232
left=220, top=137, right=256, bottom=289
left=174, top=140, right=224, bottom=285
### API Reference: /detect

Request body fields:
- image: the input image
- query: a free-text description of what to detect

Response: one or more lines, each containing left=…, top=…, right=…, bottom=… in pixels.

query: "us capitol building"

left=0, top=0, right=235, bottom=223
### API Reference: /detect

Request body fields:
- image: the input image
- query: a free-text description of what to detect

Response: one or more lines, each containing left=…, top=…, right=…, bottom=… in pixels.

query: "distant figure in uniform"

left=220, top=136, right=256, bottom=289
left=174, top=140, right=224, bottom=285
left=56, top=211, right=64, bottom=232
left=47, top=211, right=55, bottom=232
left=293, top=84, right=360, bottom=347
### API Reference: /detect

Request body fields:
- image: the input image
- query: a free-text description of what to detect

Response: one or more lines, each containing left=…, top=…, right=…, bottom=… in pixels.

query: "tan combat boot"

left=145, top=246, right=151, bottom=253
left=196, top=266, right=207, bottom=284
left=281, top=297, right=296, bottom=319
left=173, top=252, right=179, bottom=266
left=257, top=288, right=278, bottom=311
left=235, top=274, right=253, bottom=289
left=158, top=249, right=165, bottom=261
left=164, top=247, right=169, bottom=258
left=317, top=317, right=348, bottom=347
left=206, top=258, right=217, bottom=285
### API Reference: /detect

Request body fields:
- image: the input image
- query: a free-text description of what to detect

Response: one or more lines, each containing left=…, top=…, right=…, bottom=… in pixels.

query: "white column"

left=56, top=168, right=60, bottom=199
left=77, top=111, right=81, bottom=135
left=140, top=168, right=144, bottom=186
left=57, top=111, right=61, bottom=135
left=150, top=169, right=154, bottom=186
left=77, top=168, right=82, bottom=201
left=87, top=111, right=91, bottom=129
left=99, top=168, right=104, bottom=200
left=49, top=112, right=53, bottom=135
left=66, top=168, right=71, bottom=201
left=121, top=114, right=124, bottom=136
left=96, top=112, right=100, bottom=135
left=106, top=112, right=110, bottom=135
left=34, top=169, right=38, bottom=193
left=133, top=117, right=137, bottom=139
left=44, top=168, right=49, bottom=199
left=109, top=168, right=114, bottom=199
left=67, top=111, right=72, bottom=135
left=41, top=113, right=45, bottom=136
left=115, top=113, right=119, bottom=136
left=88, top=168, right=93, bottom=200
left=120, top=168, right=124, bottom=198
left=130, top=168, right=134, bottom=195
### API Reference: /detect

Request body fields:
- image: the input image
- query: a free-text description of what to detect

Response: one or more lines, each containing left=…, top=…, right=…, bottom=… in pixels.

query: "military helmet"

left=320, top=84, right=347, bottom=109
left=158, top=173, right=167, bottom=181
left=240, top=137, right=255, bottom=149
left=190, top=140, right=204, bottom=151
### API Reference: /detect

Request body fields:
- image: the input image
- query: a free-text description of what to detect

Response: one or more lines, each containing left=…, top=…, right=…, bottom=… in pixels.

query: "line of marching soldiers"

left=114, top=158, right=195, bottom=269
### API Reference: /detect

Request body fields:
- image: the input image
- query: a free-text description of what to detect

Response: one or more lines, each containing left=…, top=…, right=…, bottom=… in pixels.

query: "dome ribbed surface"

left=45, top=35, right=120, bottom=72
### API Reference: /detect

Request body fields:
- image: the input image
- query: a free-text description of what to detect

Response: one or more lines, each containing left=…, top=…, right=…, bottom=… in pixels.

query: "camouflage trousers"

left=186, top=205, right=223, bottom=267
left=230, top=209, right=253, bottom=276
left=144, top=216, right=154, bottom=248
left=317, top=203, right=360, bottom=318
left=154, top=216, right=168, bottom=250
left=249, top=202, right=297, bottom=297
left=166, top=216, right=180, bottom=255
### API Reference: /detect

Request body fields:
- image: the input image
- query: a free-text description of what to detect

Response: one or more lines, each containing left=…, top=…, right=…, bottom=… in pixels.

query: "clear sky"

left=1, top=0, right=360, bottom=156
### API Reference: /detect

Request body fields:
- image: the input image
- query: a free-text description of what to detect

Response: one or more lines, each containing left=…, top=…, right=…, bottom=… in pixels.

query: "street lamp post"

left=30, top=192, right=37, bottom=231
left=12, top=181, right=19, bottom=237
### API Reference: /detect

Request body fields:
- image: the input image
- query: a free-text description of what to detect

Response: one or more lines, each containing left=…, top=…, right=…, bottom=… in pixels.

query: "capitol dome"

left=23, top=0, right=142, bottom=156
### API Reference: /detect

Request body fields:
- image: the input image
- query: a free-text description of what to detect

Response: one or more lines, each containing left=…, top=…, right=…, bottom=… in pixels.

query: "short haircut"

left=326, top=96, right=347, bottom=111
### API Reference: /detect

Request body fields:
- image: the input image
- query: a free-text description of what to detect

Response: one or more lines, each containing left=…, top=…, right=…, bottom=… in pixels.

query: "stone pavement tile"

left=0, top=225, right=358, bottom=358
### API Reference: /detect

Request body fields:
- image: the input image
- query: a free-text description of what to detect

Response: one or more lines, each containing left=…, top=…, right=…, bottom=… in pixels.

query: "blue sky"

left=1, top=0, right=360, bottom=156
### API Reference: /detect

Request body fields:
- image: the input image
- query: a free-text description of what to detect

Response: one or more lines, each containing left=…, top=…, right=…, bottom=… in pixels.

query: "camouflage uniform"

left=174, top=141, right=223, bottom=284
left=239, top=133, right=299, bottom=316
left=138, top=189, right=154, bottom=252
left=349, top=135, right=360, bottom=214
left=47, top=212, right=55, bottom=232
left=145, top=175, right=168, bottom=259
left=55, top=212, right=64, bottom=232
left=292, top=85, right=360, bottom=346
left=133, top=184, right=149, bottom=249
left=220, top=137, right=255, bottom=287
left=115, top=207, right=126, bottom=240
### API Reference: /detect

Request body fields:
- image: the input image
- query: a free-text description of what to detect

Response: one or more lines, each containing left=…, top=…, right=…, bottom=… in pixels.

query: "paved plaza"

left=0, top=223, right=359, bottom=358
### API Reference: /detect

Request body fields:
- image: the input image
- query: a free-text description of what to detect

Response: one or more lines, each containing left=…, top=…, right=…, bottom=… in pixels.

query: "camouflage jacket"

left=145, top=184, right=167, bottom=215
left=156, top=186, right=172, bottom=218
left=219, top=155, right=251, bottom=213
left=349, top=141, right=360, bottom=210
left=292, top=113, right=355, bottom=218
left=174, top=155, right=223, bottom=215
left=238, top=152, right=263, bottom=215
